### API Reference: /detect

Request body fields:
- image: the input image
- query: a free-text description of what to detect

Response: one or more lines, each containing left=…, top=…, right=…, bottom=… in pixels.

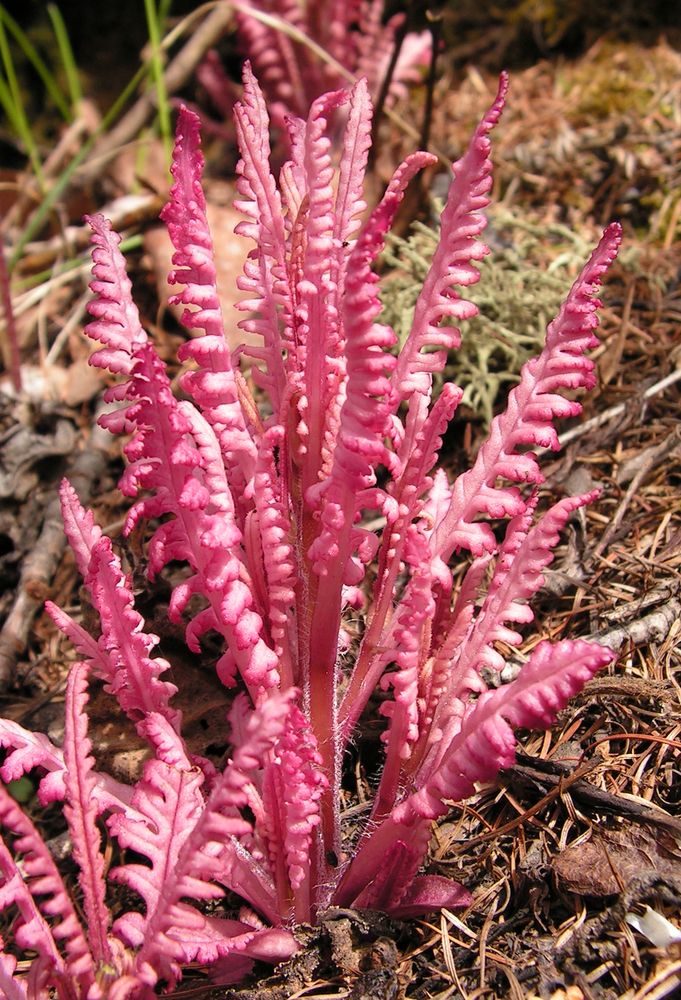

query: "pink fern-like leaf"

left=233, top=63, right=292, bottom=416
left=291, top=87, right=349, bottom=495
left=232, top=0, right=429, bottom=136
left=233, top=0, right=312, bottom=130
left=338, top=639, right=613, bottom=912
left=0, top=713, right=134, bottom=817
left=57, top=478, right=103, bottom=578
left=52, top=481, right=181, bottom=733
left=0, top=722, right=66, bottom=804
left=307, top=151, right=435, bottom=581
left=0, top=833, right=68, bottom=989
left=208, top=920, right=300, bottom=984
left=83, top=247, right=280, bottom=697
left=45, top=599, right=106, bottom=670
left=84, top=214, right=147, bottom=379
left=261, top=702, right=326, bottom=915
left=399, top=639, right=615, bottom=823
left=161, top=106, right=257, bottom=489
left=355, top=3, right=430, bottom=109
left=391, top=73, right=508, bottom=402
left=0, top=947, right=26, bottom=1000
left=338, top=385, right=463, bottom=744
left=125, top=691, right=297, bottom=989
left=62, top=662, right=113, bottom=967
left=108, top=719, right=209, bottom=962
left=86, top=538, right=180, bottom=724
left=332, top=75, right=373, bottom=249
left=431, top=223, right=622, bottom=559
left=0, top=783, right=96, bottom=993
left=248, top=427, right=297, bottom=684
left=301, top=151, right=436, bottom=849
left=444, top=490, right=600, bottom=699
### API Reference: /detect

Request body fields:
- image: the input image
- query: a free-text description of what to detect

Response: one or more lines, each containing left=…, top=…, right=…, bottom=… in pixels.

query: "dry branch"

left=0, top=408, right=112, bottom=690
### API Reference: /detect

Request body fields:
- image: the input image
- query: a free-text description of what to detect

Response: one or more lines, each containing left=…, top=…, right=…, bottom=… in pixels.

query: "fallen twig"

left=593, top=427, right=681, bottom=558
left=0, top=404, right=112, bottom=690
left=506, top=754, right=681, bottom=838
left=499, top=593, right=681, bottom=685
left=551, top=368, right=681, bottom=452
left=591, top=595, right=681, bottom=654
left=17, top=193, right=162, bottom=276
left=0, top=241, right=21, bottom=392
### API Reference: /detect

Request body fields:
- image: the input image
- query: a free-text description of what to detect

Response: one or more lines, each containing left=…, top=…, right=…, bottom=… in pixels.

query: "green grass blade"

left=0, top=15, right=44, bottom=183
left=0, top=5, right=71, bottom=120
left=144, top=0, right=172, bottom=165
left=158, top=0, right=173, bottom=23
left=8, top=60, right=151, bottom=271
left=46, top=4, right=82, bottom=113
left=0, top=73, right=22, bottom=133
left=14, top=233, right=144, bottom=292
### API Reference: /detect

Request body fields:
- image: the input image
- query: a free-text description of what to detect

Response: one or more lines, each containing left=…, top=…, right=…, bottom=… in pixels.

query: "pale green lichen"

left=381, top=206, right=638, bottom=426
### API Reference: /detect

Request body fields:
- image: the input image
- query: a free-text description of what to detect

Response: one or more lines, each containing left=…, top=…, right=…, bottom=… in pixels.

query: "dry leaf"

left=552, top=827, right=681, bottom=898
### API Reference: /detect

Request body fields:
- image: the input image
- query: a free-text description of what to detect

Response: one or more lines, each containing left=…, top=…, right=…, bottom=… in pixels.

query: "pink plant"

left=0, top=65, right=621, bottom=996
left=199, top=0, right=431, bottom=138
